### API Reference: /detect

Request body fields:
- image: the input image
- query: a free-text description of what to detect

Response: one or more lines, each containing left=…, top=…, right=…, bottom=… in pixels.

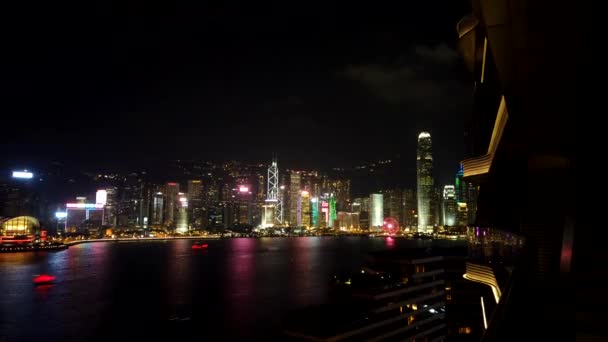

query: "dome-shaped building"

left=0, top=216, right=39, bottom=243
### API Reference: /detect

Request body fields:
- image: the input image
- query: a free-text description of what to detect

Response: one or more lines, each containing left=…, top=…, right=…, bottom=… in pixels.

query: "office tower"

left=138, top=184, right=152, bottom=228
left=176, top=193, right=188, bottom=233
left=369, top=193, right=384, bottom=229
left=288, top=171, right=301, bottom=226
left=329, top=193, right=337, bottom=228
left=187, top=180, right=203, bottom=228
left=311, top=197, right=319, bottom=227
left=265, top=157, right=282, bottom=225
left=236, top=185, right=252, bottom=225
left=403, top=189, right=417, bottom=228
left=206, top=180, right=219, bottom=205
left=328, top=179, right=351, bottom=211
left=383, top=189, right=403, bottom=225
left=256, top=174, right=265, bottom=202
left=103, top=187, right=118, bottom=226
left=336, top=211, right=360, bottom=231
left=301, top=190, right=311, bottom=228
left=417, top=132, right=434, bottom=233
left=164, top=182, right=180, bottom=227
left=442, top=185, right=457, bottom=227
left=151, top=192, right=164, bottom=225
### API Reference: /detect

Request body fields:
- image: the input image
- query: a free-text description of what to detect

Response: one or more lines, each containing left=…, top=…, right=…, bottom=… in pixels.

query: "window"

left=458, top=327, right=472, bottom=334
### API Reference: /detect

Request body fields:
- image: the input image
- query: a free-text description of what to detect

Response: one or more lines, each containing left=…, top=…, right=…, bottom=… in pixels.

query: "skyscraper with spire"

left=417, top=132, right=435, bottom=233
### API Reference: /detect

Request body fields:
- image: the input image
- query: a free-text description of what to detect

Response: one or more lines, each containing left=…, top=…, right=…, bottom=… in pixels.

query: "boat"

left=191, top=242, right=209, bottom=250
left=33, top=274, right=56, bottom=285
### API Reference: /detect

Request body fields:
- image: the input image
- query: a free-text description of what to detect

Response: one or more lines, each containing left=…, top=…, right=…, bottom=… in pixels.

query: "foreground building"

left=284, top=247, right=466, bottom=341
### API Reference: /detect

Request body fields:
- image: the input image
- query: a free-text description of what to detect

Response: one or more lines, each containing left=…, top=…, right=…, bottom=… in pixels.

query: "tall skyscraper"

left=103, top=187, right=118, bottom=226
left=329, top=193, right=337, bottom=228
left=417, top=132, right=434, bottom=233
left=442, top=185, right=457, bottom=227
left=288, top=171, right=301, bottom=226
left=265, top=157, right=282, bottom=226
left=151, top=192, right=164, bottom=225
left=311, top=197, right=319, bottom=227
left=187, top=180, right=203, bottom=228
left=328, top=179, right=351, bottom=211
left=164, top=182, right=180, bottom=227
left=176, top=192, right=188, bottom=233
left=301, top=190, right=310, bottom=227
left=369, top=193, right=384, bottom=229
left=403, top=189, right=417, bottom=228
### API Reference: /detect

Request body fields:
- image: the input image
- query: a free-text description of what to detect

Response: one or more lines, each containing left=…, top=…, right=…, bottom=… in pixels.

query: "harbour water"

left=0, top=237, right=463, bottom=341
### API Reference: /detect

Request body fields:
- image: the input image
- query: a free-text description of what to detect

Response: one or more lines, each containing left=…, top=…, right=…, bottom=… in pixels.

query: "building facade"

left=417, top=132, right=435, bottom=232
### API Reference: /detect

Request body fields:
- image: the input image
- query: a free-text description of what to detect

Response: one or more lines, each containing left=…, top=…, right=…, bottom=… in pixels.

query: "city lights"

left=66, top=203, right=104, bottom=209
left=55, top=212, right=67, bottom=218
left=96, top=190, right=107, bottom=205
left=12, top=171, right=33, bottom=179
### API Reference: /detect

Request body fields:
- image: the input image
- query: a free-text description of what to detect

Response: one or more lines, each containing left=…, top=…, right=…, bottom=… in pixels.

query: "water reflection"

left=0, top=237, right=465, bottom=340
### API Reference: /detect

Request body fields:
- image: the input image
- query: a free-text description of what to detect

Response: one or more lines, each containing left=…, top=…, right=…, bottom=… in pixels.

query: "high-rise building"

left=417, top=132, right=435, bottom=233
left=369, top=193, right=384, bottom=229
left=288, top=171, right=301, bottom=226
left=103, top=187, right=118, bottom=227
left=311, top=197, right=319, bottom=227
left=329, top=193, right=337, bottom=228
left=151, top=192, right=164, bottom=225
left=403, top=189, right=417, bottom=228
left=176, top=193, right=188, bottom=233
left=328, top=179, right=351, bottom=211
left=164, top=182, right=180, bottom=227
left=442, top=185, right=457, bottom=227
left=301, top=190, right=311, bottom=228
left=187, top=180, right=203, bottom=228
left=383, top=189, right=403, bottom=225
left=256, top=174, right=265, bottom=202
left=336, top=211, right=360, bottom=231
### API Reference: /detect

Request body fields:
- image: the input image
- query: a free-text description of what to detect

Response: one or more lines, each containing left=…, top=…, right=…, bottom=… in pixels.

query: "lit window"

left=411, top=304, right=418, bottom=311
left=458, top=327, right=472, bottom=334
left=408, top=316, right=415, bottom=325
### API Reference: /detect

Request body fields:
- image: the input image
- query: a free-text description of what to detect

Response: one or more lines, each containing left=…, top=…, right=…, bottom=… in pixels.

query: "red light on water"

left=33, top=274, right=56, bottom=285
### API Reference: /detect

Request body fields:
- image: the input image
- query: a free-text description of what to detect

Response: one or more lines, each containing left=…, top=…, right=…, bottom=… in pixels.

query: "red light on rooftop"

left=167, top=182, right=178, bottom=186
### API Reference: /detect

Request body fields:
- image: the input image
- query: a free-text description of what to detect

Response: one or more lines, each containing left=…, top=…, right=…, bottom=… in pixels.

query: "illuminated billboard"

left=12, top=171, right=33, bottom=179
left=66, top=203, right=104, bottom=209
left=239, top=186, right=250, bottom=193
left=96, top=190, right=108, bottom=205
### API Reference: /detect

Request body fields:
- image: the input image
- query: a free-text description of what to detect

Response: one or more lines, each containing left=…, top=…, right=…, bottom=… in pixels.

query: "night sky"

left=4, top=3, right=472, bottom=186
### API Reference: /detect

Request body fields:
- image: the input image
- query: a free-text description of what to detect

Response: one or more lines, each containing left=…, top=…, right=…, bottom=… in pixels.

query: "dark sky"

left=3, top=2, right=472, bottom=186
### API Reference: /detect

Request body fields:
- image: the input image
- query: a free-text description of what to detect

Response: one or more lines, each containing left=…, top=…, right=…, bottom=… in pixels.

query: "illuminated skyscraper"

left=164, top=182, right=180, bottom=227
left=417, top=132, right=434, bottom=232
left=403, top=189, right=417, bottom=228
left=103, top=187, right=118, bottom=226
left=176, top=193, right=188, bottom=233
left=264, top=157, right=282, bottom=226
left=311, top=197, right=319, bottom=227
left=369, top=193, right=384, bottom=229
left=301, top=190, right=310, bottom=227
left=187, top=180, right=203, bottom=228
left=329, top=194, right=337, bottom=228
left=328, top=179, right=351, bottom=211
left=151, top=192, right=164, bottom=225
left=442, top=185, right=457, bottom=226
left=288, top=171, right=301, bottom=226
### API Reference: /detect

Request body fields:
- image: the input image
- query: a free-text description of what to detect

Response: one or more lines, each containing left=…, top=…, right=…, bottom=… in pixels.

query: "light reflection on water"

left=0, top=237, right=461, bottom=340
